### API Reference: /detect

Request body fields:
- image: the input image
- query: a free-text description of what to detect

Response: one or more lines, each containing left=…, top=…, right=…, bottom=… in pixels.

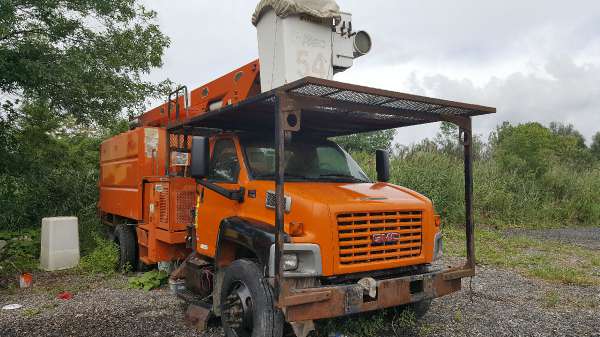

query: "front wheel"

left=220, top=259, right=284, bottom=337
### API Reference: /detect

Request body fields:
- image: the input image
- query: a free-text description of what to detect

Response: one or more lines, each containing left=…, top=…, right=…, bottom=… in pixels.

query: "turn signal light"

left=434, top=215, right=442, bottom=227
left=289, top=222, right=305, bottom=237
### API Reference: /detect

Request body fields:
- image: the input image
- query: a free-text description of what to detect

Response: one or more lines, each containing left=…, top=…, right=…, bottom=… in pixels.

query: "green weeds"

left=78, top=237, right=119, bottom=275
left=443, top=225, right=600, bottom=286
left=0, top=229, right=40, bottom=281
left=128, top=270, right=168, bottom=291
left=543, top=291, right=560, bottom=308
left=315, top=306, right=421, bottom=337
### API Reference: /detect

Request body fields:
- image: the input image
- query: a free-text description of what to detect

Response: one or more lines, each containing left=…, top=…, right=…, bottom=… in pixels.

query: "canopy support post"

left=274, top=92, right=286, bottom=303
left=460, top=118, right=475, bottom=269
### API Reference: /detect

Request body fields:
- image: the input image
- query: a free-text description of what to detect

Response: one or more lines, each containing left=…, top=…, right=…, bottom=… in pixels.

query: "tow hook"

left=358, top=277, right=377, bottom=299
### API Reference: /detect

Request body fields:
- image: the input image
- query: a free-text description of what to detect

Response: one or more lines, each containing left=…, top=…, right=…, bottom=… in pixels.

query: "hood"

left=278, top=182, right=435, bottom=276
left=284, top=182, right=431, bottom=211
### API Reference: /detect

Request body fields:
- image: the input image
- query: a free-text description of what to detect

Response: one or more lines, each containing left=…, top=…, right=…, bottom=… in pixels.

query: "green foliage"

left=392, top=151, right=464, bottom=222
left=0, top=0, right=169, bottom=282
left=493, top=122, right=593, bottom=177
left=128, top=270, right=169, bottom=291
left=493, top=122, right=556, bottom=177
left=315, top=307, right=420, bottom=337
left=352, top=121, right=600, bottom=227
left=78, top=237, right=119, bottom=275
left=0, top=101, right=117, bottom=231
left=334, top=129, right=396, bottom=153
left=549, top=122, right=586, bottom=149
left=443, top=226, right=600, bottom=286
left=0, top=229, right=40, bottom=278
left=0, top=0, right=163, bottom=233
left=0, top=0, right=170, bottom=125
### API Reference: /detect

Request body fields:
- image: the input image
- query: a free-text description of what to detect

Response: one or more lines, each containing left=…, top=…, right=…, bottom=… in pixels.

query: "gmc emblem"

left=372, top=232, right=401, bottom=244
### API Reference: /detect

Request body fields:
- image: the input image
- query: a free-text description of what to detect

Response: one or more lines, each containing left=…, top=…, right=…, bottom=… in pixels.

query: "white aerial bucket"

left=254, top=0, right=372, bottom=92
left=256, top=9, right=335, bottom=92
left=40, top=217, right=80, bottom=271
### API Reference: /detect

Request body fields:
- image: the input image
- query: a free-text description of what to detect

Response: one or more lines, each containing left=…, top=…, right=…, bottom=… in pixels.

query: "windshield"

left=242, top=137, right=370, bottom=183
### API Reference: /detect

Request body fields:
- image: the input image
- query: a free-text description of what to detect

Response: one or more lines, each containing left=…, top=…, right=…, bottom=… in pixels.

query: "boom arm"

left=136, top=60, right=261, bottom=127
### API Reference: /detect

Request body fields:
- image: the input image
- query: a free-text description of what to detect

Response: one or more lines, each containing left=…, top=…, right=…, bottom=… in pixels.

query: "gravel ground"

left=0, top=275, right=220, bottom=337
left=2, top=229, right=600, bottom=337
left=505, top=227, right=600, bottom=250
left=1, top=267, right=598, bottom=337
left=423, top=266, right=600, bottom=337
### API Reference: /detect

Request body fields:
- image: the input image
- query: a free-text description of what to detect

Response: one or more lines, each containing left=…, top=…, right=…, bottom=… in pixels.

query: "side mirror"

left=190, top=137, right=210, bottom=179
left=376, top=149, right=390, bottom=183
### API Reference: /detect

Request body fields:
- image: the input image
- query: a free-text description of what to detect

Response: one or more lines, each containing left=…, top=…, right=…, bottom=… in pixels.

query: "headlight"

left=282, top=253, right=298, bottom=271
left=269, top=244, right=322, bottom=277
left=353, top=31, right=372, bottom=57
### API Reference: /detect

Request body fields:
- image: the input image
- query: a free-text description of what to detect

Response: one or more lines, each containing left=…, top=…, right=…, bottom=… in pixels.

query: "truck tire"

left=410, top=299, right=432, bottom=319
left=114, top=224, right=138, bottom=272
left=220, top=259, right=284, bottom=337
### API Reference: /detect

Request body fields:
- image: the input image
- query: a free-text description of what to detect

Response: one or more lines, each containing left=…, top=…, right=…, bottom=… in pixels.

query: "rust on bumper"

left=281, top=267, right=471, bottom=322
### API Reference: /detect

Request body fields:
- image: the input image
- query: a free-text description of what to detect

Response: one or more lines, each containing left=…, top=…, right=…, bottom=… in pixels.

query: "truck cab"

left=194, top=133, right=442, bottom=278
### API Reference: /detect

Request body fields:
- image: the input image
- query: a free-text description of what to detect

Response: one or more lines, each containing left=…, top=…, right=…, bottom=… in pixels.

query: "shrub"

left=79, top=237, right=119, bottom=275
left=0, top=229, right=40, bottom=279
left=128, top=270, right=169, bottom=291
left=353, top=123, right=600, bottom=227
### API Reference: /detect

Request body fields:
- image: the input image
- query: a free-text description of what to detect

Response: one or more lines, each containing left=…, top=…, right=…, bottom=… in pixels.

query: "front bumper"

left=279, top=267, right=474, bottom=322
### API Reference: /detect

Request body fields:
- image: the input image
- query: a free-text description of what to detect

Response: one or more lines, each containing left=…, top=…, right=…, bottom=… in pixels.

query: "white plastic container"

left=40, top=217, right=80, bottom=271
left=256, top=9, right=335, bottom=92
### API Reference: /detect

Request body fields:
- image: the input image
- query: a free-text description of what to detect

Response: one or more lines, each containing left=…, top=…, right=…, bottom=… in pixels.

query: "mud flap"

left=185, top=304, right=212, bottom=331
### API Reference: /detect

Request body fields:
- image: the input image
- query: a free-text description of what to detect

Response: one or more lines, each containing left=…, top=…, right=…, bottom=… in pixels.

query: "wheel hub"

left=224, top=281, right=254, bottom=336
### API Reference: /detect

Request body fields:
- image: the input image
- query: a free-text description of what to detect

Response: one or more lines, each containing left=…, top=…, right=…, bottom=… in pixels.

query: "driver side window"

left=208, top=139, right=240, bottom=183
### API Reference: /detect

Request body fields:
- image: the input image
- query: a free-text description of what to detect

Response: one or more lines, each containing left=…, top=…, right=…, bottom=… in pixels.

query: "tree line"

left=346, top=123, right=600, bottom=227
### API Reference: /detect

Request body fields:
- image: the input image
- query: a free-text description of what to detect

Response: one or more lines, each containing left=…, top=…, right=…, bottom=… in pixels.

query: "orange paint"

left=137, top=60, right=260, bottom=127
left=99, top=62, right=439, bottom=275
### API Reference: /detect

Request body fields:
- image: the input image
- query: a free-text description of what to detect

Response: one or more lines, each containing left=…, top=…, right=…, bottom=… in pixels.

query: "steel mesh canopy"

left=168, top=77, right=495, bottom=137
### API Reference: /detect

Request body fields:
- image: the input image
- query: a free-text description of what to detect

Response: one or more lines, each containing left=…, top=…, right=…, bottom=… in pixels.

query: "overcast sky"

left=143, top=0, right=600, bottom=145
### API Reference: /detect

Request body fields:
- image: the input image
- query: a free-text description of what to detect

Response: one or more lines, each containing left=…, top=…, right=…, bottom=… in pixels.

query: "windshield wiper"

left=318, top=174, right=367, bottom=183
left=254, top=173, right=308, bottom=179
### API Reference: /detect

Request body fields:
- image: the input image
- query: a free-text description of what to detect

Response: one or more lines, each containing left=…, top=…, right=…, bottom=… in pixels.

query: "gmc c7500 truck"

left=99, top=60, right=495, bottom=337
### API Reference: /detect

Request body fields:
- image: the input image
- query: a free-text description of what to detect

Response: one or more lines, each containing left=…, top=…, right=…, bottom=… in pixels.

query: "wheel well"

left=100, top=212, right=138, bottom=227
left=216, top=240, right=259, bottom=269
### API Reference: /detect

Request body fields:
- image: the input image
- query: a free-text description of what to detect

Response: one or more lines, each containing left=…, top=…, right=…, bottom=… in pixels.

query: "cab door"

left=195, top=137, right=242, bottom=257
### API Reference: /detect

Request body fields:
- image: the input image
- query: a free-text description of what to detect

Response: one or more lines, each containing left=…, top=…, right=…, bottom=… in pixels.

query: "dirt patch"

left=505, top=227, right=600, bottom=250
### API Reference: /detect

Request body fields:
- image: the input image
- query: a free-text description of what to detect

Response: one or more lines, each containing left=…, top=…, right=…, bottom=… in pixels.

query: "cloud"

left=405, top=56, right=600, bottom=144
left=141, top=0, right=600, bottom=144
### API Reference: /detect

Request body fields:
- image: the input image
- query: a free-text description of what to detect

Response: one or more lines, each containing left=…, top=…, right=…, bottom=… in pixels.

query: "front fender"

left=216, top=217, right=290, bottom=270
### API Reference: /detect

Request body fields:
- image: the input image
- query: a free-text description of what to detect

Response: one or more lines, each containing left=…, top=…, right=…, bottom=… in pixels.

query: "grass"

left=0, top=229, right=41, bottom=285
left=543, top=291, right=560, bottom=308
left=128, top=270, right=169, bottom=291
left=443, top=225, right=600, bottom=286
left=354, top=149, right=600, bottom=229
left=78, top=236, right=119, bottom=275
left=315, top=307, right=421, bottom=337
